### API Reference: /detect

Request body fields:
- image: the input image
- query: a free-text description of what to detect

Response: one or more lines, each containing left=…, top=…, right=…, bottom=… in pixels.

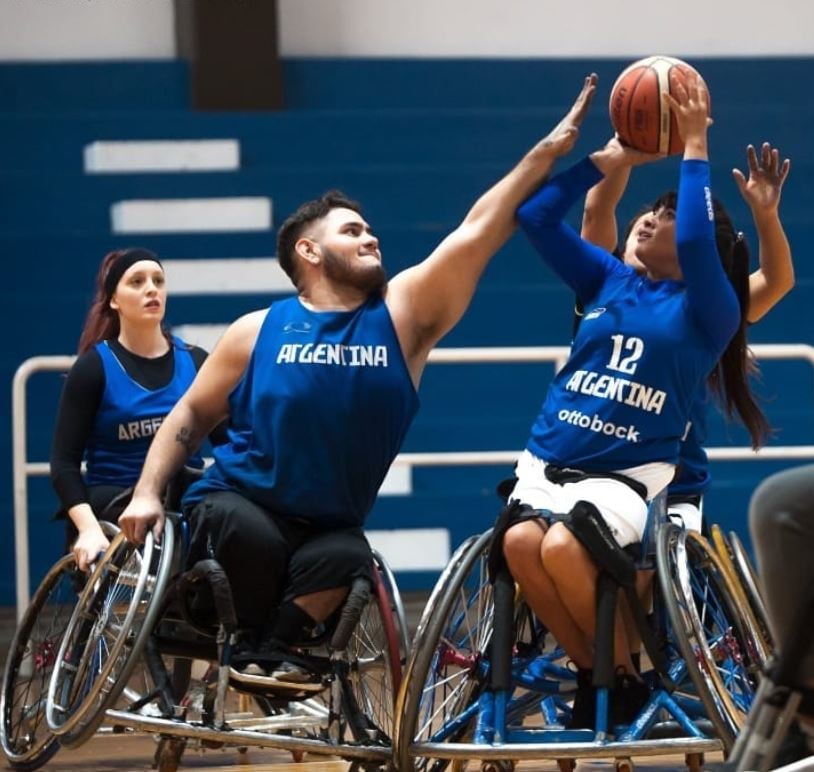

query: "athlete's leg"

left=504, top=519, right=593, bottom=668
left=750, top=466, right=814, bottom=691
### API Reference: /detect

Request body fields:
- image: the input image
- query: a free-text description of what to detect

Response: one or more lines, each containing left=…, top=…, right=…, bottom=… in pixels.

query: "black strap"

left=486, top=500, right=540, bottom=583
left=622, top=583, right=675, bottom=692
left=544, top=463, right=648, bottom=502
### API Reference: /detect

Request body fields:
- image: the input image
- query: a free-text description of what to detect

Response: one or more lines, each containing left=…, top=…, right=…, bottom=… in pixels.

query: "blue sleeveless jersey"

left=84, top=337, right=203, bottom=487
left=183, top=295, right=420, bottom=527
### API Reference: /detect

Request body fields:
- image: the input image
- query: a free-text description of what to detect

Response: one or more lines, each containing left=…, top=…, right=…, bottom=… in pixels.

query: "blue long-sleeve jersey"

left=517, top=157, right=740, bottom=472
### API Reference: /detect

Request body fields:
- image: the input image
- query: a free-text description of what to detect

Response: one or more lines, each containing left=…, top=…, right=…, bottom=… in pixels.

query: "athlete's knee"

left=540, top=521, right=585, bottom=575
left=503, top=520, right=545, bottom=569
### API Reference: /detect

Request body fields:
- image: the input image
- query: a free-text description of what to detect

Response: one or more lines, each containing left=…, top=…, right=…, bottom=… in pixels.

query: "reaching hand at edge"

left=733, top=142, right=791, bottom=215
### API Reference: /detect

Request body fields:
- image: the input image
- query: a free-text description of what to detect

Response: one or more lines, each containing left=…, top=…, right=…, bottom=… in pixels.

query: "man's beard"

left=323, top=248, right=387, bottom=295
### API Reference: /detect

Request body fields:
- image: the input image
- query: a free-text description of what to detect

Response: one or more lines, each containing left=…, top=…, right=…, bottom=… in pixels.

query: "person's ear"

left=295, top=237, right=321, bottom=266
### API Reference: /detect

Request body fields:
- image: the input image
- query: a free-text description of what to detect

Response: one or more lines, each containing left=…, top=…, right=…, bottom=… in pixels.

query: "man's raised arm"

left=385, top=74, right=597, bottom=377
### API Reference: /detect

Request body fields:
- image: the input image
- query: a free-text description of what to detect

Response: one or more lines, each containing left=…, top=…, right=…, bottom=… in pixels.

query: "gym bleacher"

left=2, top=56, right=813, bottom=601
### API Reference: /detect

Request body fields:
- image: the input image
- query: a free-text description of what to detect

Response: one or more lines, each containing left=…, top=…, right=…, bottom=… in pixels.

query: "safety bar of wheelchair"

left=410, top=736, right=722, bottom=760
left=15, top=343, right=814, bottom=620
left=102, top=709, right=391, bottom=761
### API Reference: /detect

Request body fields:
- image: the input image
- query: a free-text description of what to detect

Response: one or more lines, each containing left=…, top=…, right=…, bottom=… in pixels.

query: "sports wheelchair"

left=394, top=494, right=768, bottom=772
left=1, top=504, right=127, bottom=770
left=20, top=503, right=408, bottom=772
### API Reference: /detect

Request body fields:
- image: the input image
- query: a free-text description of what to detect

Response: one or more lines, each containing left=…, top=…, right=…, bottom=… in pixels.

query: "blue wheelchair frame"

left=395, top=494, right=731, bottom=771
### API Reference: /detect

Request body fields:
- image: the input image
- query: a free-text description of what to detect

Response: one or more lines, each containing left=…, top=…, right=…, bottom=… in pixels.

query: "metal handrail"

left=12, top=344, right=814, bottom=618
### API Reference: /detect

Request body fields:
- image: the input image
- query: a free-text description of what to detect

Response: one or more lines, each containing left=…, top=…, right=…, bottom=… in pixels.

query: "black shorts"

left=184, top=490, right=373, bottom=628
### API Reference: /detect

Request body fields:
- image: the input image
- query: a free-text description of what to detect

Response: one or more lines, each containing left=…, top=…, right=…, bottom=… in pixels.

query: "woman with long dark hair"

left=500, top=73, right=772, bottom=726
left=580, top=141, right=792, bottom=529
left=50, top=248, right=210, bottom=570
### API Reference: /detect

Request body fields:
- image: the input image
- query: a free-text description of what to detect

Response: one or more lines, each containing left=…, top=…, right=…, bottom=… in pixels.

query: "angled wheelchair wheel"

left=709, top=525, right=772, bottom=664
left=342, top=552, right=406, bottom=743
left=0, top=555, right=80, bottom=770
left=395, top=530, right=493, bottom=772
left=727, top=530, right=773, bottom=651
left=46, top=520, right=175, bottom=748
left=658, top=524, right=760, bottom=751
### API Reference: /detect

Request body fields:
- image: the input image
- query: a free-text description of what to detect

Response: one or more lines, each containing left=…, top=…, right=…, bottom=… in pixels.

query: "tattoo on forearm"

left=175, top=426, right=196, bottom=453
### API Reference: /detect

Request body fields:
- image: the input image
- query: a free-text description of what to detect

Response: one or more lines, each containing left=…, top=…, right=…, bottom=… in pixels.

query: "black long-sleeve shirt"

left=49, top=339, right=223, bottom=512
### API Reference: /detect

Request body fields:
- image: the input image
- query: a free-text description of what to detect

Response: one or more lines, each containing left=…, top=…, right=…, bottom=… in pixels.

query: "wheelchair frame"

left=393, top=504, right=766, bottom=772
left=36, top=513, right=408, bottom=770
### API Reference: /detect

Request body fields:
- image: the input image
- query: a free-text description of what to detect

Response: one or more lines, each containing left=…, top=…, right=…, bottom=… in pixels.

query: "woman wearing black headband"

left=50, top=247, right=213, bottom=570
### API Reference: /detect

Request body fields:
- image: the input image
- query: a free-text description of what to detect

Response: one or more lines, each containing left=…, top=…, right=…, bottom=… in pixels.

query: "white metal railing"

left=11, top=344, right=814, bottom=619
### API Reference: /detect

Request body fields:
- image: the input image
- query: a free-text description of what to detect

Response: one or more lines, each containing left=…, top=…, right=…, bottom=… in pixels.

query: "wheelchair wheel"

left=658, top=524, right=759, bottom=751
left=342, top=554, right=405, bottom=743
left=709, top=525, right=772, bottom=664
left=372, top=548, right=411, bottom=659
left=46, top=520, right=175, bottom=748
left=726, top=530, right=773, bottom=651
left=0, top=555, right=80, bottom=770
left=395, top=530, right=493, bottom=772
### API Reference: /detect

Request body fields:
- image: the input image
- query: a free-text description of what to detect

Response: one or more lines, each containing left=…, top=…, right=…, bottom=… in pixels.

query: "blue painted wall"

left=2, top=58, right=812, bottom=600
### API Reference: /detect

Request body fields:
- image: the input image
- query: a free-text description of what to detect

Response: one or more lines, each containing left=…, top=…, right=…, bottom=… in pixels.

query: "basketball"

left=609, top=55, right=707, bottom=155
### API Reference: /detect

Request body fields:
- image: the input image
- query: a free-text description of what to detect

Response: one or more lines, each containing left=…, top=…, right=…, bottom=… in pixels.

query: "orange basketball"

left=609, top=56, right=707, bottom=155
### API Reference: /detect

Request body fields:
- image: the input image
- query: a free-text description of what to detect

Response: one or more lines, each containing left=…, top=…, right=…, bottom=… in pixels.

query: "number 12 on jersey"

left=607, top=335, right=644, bottom=375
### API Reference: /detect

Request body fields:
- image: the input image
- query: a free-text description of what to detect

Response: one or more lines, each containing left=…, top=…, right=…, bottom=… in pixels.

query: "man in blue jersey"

left=118, top=74, right=598, bottom=684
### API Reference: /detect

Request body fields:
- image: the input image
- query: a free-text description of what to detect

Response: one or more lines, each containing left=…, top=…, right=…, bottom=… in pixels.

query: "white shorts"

left=508, top=451, right=672, bottom=548
left=667, top=501, right=703, bottom=533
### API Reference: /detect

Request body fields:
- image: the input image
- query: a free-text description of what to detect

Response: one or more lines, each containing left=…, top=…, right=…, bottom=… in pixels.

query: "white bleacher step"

left=366, top=528, right=450, bottom=572
left=84, top=139, right=240, bottom=174
left=173, top=323, right=235, bottom=352
left=111, top=197, right=272, bottom=234
left=163, top=258, right=294, bottom=295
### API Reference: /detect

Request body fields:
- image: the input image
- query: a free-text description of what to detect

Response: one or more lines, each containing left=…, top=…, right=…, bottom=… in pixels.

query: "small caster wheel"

left=153, top=736, right=186, bottom=772
left=615, top=759, right=634, bottom=772
left=481, top=762, right=515, bottom=772
left=685, top=752, right=704, bottom=772
left=557, top=760, right=577, bottom=772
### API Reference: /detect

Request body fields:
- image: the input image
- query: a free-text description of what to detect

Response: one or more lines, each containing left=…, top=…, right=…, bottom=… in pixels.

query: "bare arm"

left=385, top=74, right=597, bottom=382
left=580, top=164, right=631, bottom=251
left=118, top=311, right=264, bottom=543
left=732, top=143, right=793, bottom=322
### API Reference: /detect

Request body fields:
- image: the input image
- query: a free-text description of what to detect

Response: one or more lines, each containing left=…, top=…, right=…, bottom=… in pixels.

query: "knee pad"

left=562, top=501, right=636, bottom=588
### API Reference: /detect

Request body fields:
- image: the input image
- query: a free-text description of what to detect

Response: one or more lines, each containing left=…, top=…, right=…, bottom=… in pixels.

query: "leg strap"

left=562, top=500, right=636, bottom=588
left=487, top=500, right=540, bottom=583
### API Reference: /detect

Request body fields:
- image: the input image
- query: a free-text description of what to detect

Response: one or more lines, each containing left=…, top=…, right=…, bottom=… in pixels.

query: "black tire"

left=394, top=531, right=494, bottom=772
left=46, top=521, right=176, bottom=748
left=0, top=555, right=80, bottom=770
left=709, top=525, right=771, bottom=667
left=727, top=530, right=773, bottom=651
left=657, top=524, right=760, bottom=751
left=343, top=555, right=405, bottom=743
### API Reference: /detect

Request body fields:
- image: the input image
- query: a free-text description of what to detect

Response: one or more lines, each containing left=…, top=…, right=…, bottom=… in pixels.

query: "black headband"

left=104, top=249, right=163, bottom=297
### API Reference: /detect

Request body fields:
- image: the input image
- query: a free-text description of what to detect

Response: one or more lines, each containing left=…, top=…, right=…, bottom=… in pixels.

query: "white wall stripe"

left=111, top=197, right=272, bottom=234
left=366, top=528, right=450, bottom=571
left=163, top=258, right=294, bottom=295
left=172, top=324, right=230, bottom=352
left=84, top=140, right=240, bottom=173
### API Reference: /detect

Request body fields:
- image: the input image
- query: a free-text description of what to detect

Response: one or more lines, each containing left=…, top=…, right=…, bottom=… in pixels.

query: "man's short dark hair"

left=276, top=190, right=363, bottom=287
